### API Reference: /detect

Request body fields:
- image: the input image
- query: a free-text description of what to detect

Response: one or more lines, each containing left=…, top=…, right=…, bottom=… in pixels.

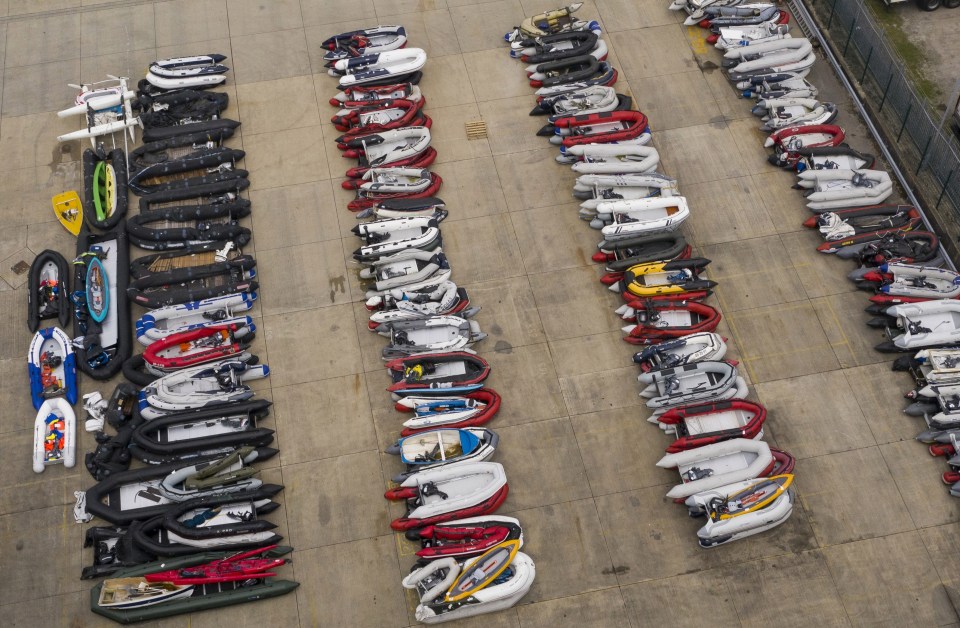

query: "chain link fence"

left=800, top=0, right=960, bottom=250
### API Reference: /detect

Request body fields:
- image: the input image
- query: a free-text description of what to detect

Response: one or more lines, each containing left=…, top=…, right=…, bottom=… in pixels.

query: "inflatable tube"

left=83, top=148, right=128, bottom=231
left=27, top=250, right=71, bottom=332
left=74, top=222, right=131, bottom=380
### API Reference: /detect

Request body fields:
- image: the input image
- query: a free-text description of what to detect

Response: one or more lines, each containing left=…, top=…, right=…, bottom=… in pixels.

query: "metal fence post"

left=916, top=135, right=934, bottom=175
left=897, top=102, right=913, bottom=142
left=860, top=46, right=874, bottom=84
left=936, top=168, right=956, bottom=209
left=828, top=0, right=839, bottom=29
left=843, top=15, right=856, bottom=57
left=878, top=72, right=894, bottom=112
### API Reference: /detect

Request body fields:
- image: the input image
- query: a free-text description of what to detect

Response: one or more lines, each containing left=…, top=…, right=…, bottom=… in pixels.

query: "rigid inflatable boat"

left=82, top=448, right=272, bottom=525
left=386, top=428, right=499, bottom=481
left=403, top=541, right=535, bottom=624
left=90, top=549, right=297, bottom=624
left=142, top=323, right=255, bottom=374
left=342, top=126, right=435, bottom=178
left=83, top=148, right=128, bottom=230
left=612, top=258, right=716, bottom=299
left=136, top=293, right=257, bottom=346
left=754, top=98, right=838, bottom=131
left=378, top=315, right=486, bottom=359
left=395, top=390, right=502, bottom=434
left=657, top=438, right=774, bottom=499
left=386, top=352, right=490, bottom=393
left=386, top=462, right=508, bottom=531
left=367, top=281, right=472, bottom=326
left=333, top=100, right=429, bottom=138
left=861, top=263, right=960, bottom=302
left=687, top=474, right=794, bottom=547
left=139, top=360, right=270, bottom=420
left=639, top=361, right=746, bottom=411
left=795, top=144, right=875, bottom=172
left=811, top=205, right=921, bottom=250
left=334, top=48, right=427, bottom=87
left=34, top=397, right=76, bottom=473
left=322, top=26, right=408, bottom=63
left=73, top=223, right=131, bottom=380
left=766, top=124, right=845, bottom=168
left=409, top=515, right=523, bottom=560
left=352, top=214, right=441, bottom=261
left=620, top=299, right=723, bottom=343
left=505, top=2, right=592, bottom=41
left=877, top=300, right=960, bottom=352
left=597, top=196, right=690, bottom=239
left=29, top=326, right=78, bottom=410
left=593, top=233, right=691, bottom=273
left=797, top=169, right=894, bottom=211
left=632, top=332, right=727, bottom=373
left=657, top=400, right=766, bottom=452
left=27, top=250, right=70, bottom=332
left=129, top=400, right=275, bottom=466
left=514, top=28, right=603, bottom=63
left=330, top=83, right=423, bottom=106
left=550, top=110, right=649, bottom=147
left=127, top=201, right=252, bottom=251
left=564, top=145, right=659, bottom=174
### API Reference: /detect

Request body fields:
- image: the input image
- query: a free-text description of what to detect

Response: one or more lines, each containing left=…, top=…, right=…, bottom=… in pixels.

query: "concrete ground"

left=0, top=0, right=958, bottom=626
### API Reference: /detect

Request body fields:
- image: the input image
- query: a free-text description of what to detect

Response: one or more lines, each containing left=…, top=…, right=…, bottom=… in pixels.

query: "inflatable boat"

left=877, top=300, right=960, bottom=352
left=794, top=144, right=875, bottom=172
left=550, top=110, right=649, bottom=147
left=576, top=173, right=678, bottom=218
left=533, top=63, right=618, bottom=98
left=378, top=316, right=486, bottom=359
left=593, top=233, right=691, bottom=273
left=365, top=196, right=446, bottom=219
left=329, top=83, right=422, bottom=106
left=134, top=90, right=229, bottom=132
left=128, top=148, right=245, bottom=196
left=725, top=37, right=815, bottom=78
left=657, top=399, right=766, bottom=452
left=859, top=263, right=960, bottom=303
left=342, top=126, right=435, bottom=178
left=527, top=54, right=602, bottom=88
left=842, top=231, right=940, bottom=266
left=27, top=250, right=70, bottom=333
left=127, top=201, right=252, bottom=251
left=687, top=474, right=794, bottom=547
left=332, top=99, right=427, bottom=137
left=29, top=326, right=78, bottom=410
left=33, top=397, right=76, bottom=473
left=58, top=79, right=134, bottom=119
left=702, top=4, right=785, bottom=29
left=797, top=169, right=894, bottom=212
left=136, top=293, right=257, bottom=346
left=639, top=361, right=745, bottom=410
left=129, top=400, right=275, bottom=466
left=810, top=204, right=921, bottom=249
left=514, top=28, right=603, bottom=62
left=657, top=438, right=774, bottom=499
left=386, top=352, right=490, bottom=393
left=564, top=145, right=660, bottom=174
left=386, top=462, right=508, bottom=531
left=141, top=323, right=255, bottom=374
left=505, top=2, right=592, bottom=41
left=352, top=214, right=441, bottom=261
left=632, top=332, right=727, bottom=373
left=367, top=282, right=473, bottom=326
left=334, top=48, right=427, bottom=87
left=149, top=55, right=228, bottom=79
left=90, top=549, right=297, bottom=624
left=620, top=299, right=723, bottom=343
left=322, top=26, right=408, bottom=63
left=611, top=258, right=716, bottom=299
left=129, top=487, right=284, bottom=557
left=670, top=0, right=744, bottom=18
left=386, top=428, right=499, bottom=481
left=597, top=196, right=690, bottom=239
left=145, top=71, right=226, bottom=91
left=754, top=98, right=838, bottom=131
left=83, top=148, right=128, bottom=230
left=73, top=223, right=131, bottom=380
left=362, top=251, right=451, bottom=297
left=128, top=249, right=257, bottom=309
left=766, top=124, right=846, bottom=167
left=81, top=448, right=272, bottom=525
left=139, top=360, right=270, bottom=420
left=408, top=515, right=523, bottom=560
left=530, top=85, right=618, bottom=116
left=713, top=22, right=790, bottom=49
left=395, top=389, right=502, bottom=434
left=403, top=540, right=534, bottom=624
left=894, top=348, right=960, bottom=392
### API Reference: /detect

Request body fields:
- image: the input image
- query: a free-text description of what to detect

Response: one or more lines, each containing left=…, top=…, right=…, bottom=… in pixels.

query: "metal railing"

left=797, top=0, right=960, bottom=259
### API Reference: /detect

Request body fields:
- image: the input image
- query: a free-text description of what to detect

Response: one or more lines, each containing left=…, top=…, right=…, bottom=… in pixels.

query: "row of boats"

left=32, top=56, right=305, bottom=623
left=499, top=2, right=800, bottom=547
left=673, top=1, right=960, bottom=494
left=322, top=27, right=538, bottom=624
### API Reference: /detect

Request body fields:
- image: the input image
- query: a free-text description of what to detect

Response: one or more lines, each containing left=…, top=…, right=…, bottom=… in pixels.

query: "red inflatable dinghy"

left=658, top=400, right=767, bottom=453
left=553, top=110, right=649, bottom=148
left=622, top=299, right=722, bottom=344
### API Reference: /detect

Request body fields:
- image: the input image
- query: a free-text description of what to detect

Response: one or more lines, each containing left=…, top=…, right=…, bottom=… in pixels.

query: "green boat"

left=90, top=547, right=298, bottom=624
